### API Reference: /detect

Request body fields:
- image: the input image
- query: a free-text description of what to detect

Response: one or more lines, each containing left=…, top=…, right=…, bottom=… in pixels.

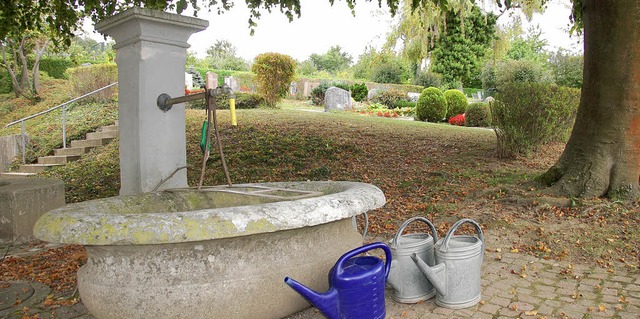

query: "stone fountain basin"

left=34, top=181, right=385, bottom=319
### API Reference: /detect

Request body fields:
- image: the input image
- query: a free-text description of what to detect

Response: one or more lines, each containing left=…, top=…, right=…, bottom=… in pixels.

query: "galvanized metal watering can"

left=387, top=217, right=438, bottom=303
left=284, top=242, right=392, bottom=319
left=411, top=218, right=484, bottom=309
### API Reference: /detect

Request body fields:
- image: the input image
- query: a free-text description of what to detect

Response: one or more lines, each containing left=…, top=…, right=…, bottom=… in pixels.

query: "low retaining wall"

left=0, top=134, right=28, bottom=172
left=0, top=177, right=65, bottom=242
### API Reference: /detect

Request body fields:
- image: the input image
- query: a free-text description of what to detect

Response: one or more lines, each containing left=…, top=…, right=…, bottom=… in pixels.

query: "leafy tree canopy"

left=430, top=4, right=497, bottom=88
left=2, top=1, right=584, bottom=48
left=308, top=45, right=353, bottom=74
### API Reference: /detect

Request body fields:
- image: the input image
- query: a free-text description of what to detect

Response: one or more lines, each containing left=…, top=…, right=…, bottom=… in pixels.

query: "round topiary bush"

left=415, top=87, right=447, bottom=122
left=350, top=82, right=368, bottom=102
left=465, top=102, right=492, bottom=127
left=443, top=89, right=468, bottom=119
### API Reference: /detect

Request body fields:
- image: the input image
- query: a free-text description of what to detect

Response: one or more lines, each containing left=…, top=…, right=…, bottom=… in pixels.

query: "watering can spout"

left=284, top=277, right=340, bottom=319
left=411, top=253, right=447, bottom=296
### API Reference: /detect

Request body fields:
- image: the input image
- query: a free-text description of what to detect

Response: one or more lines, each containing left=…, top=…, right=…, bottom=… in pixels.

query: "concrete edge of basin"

left=34, top=181, right=386, bottom=245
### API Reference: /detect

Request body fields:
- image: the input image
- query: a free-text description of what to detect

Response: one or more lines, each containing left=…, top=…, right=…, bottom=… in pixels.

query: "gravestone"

left=224, top=76, right=239, bottom=92
left=408, top=92, right=420, bottom=102
left=289, top=82, right=298, bottom=96
left=367, top=88, right=380, bottom=101
left=324, top=87, right=352, bottom=112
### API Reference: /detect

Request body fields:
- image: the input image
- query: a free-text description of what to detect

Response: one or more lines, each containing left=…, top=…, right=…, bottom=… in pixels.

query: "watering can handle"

left=441, top=219, right=484, bottom=252
left=391, top=217, right=438, bottom=249
left=335, top=242, right=393, bottom=279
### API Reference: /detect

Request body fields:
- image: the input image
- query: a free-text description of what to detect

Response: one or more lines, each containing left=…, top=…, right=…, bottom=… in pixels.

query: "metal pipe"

left=157, top=91, right=206, bottom=112
left=21, top=121, right=26, bottom=164
left=62, top=105, right=67, bottom=148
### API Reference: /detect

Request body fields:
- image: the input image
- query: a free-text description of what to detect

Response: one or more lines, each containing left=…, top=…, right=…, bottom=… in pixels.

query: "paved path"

left=1, top=245, right=638, bottom=318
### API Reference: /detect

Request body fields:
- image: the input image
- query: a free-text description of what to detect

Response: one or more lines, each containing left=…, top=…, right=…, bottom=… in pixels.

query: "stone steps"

left=3, top=123, right=118, bottom=175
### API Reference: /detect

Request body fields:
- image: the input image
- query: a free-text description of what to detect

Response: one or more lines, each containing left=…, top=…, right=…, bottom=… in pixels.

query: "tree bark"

left=0, top=41, right=23, bottom=97
left=18, top=38, right=29, bottom=91
left=32, top=38, right=49, bottom=95
left=539, top=0, right=640, bottom=199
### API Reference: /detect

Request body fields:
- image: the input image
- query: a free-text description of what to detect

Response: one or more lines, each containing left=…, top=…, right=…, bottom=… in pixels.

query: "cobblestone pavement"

left=2, top=244, right=638, bottom=318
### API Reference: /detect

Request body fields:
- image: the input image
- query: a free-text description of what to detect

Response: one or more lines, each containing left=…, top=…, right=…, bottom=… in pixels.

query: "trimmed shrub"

left=350, top=83, right=368, bottom=102
left=66, top=63, right=118, bottom=103
left=370, top=89, right=409, bottom=109
left=443, top=89, right=468, bottom=119
left=251, top=53, right=296, bottom=108
left=492, top=83, right=581, bottom=158
left=465, top=102, right=491, bottom=127
left=415, top=87, right=447, bottom=122
left=39, top=58, right=75, bottom=79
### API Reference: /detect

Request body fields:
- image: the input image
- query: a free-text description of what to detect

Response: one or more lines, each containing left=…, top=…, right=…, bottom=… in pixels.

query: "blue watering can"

left=284, top=242, right=392, bottom=319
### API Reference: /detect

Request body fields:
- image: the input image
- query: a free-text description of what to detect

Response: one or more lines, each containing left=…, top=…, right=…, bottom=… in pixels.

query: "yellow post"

left=229, top=96, right=237, bottom=126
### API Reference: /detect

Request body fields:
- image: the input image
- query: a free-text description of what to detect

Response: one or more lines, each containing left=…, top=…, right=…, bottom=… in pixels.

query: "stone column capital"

left=95, top=7, right=209, bottom=50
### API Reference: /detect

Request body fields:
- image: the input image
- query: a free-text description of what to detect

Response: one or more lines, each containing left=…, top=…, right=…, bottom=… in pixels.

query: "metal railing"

left=4, top=82, right=118, bottom=164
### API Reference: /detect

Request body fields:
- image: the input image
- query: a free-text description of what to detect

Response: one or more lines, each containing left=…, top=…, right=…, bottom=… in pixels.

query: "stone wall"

left=0, top=134, right=28, bottom=172
left=0, top=177, right=65, bottom=242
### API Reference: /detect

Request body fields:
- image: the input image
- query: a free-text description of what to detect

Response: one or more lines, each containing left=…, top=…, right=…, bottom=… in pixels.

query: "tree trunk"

left=539, top=0, right=640, bottom=199
left=31, top=38, right=49, bottom=95
left=0, top=42, right=23, bottom=97
left=18, top=38, right=29, bottom=91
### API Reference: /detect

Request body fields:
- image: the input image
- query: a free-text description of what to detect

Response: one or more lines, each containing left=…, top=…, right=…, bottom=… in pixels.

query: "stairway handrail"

left=4, top=82, right=119, bottom=128
left=3, top=82, right=118, bottom=165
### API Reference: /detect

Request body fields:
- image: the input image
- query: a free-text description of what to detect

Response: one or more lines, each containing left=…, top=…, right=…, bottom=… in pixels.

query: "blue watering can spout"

left=284, top=277, right=340, bottom=319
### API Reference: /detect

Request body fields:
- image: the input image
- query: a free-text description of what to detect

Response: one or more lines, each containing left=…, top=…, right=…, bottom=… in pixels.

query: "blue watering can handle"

left=391, top=217, right=438, bottom=249
left=335, top=242, right=393, bottom=279
left=441, top=218, right=484, bottom=252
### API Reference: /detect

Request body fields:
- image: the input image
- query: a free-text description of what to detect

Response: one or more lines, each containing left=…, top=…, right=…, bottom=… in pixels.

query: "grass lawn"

left=2, top=94, right=638, bottom=296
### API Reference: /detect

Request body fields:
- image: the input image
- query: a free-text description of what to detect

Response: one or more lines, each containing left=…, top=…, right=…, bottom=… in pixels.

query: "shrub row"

left=187, top=92, right=264, bottom=110
left=414, top=87, right=474, bottom=123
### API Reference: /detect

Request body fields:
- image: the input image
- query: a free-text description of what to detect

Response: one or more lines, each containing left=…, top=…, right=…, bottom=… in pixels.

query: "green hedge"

left=66, top=63, right=118, bottom=103
left=187, top=92, right=263, bottom=110
left=492, top=83, right=581, bottom=158
left=39, top=58, right=76, bottom=79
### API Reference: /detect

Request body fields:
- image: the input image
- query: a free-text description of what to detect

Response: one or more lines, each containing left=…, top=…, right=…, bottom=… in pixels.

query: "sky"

left=82, top=0, right=583, bottom=63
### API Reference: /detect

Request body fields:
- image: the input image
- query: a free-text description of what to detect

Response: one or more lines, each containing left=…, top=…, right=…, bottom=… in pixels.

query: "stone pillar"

left=95, top=8, right=208, bottom=195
